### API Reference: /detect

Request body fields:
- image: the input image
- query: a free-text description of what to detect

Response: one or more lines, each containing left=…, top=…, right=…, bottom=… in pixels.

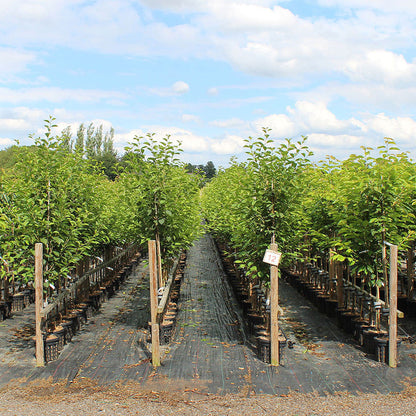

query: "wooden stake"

left=156, top=237, right=163, bottom=288
left=336, top=261, right=343, bottom=307
left=148, top=240, right=160, bottom=366
left=151, top=323, right=161, bottom=367
left=382, top=234, right=389, bottom=306
left=270, top=242, right=279, bottom=366
left=35, top=243, right=45, bottom=367
left=407, top=242, right=414, bottom=300
left=389, top=244, right=398, bottom=368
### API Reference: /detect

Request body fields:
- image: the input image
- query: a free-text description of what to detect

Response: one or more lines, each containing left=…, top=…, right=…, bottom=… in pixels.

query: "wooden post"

left=270, top=242, right=279, bottom=366
left=156, top=238, right=163, bottom=288
left=407, top=242, right=414, bottom=300
left=389, top=244, right=398, bottom=368
left=148, top=240, right=160, bottom=367
left=35, top=243, right=45, bottom=367
left=336, top=261, right=343, bottom=307
left=382, top=235, right=389, bottom=306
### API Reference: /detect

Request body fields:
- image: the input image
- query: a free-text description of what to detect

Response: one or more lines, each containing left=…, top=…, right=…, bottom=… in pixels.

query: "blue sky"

left=1, top=0, right=416, bottom=167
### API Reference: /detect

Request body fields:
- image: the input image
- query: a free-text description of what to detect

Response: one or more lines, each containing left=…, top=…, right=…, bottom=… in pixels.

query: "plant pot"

left=352, top=318, right=369, bottom=342
left=375, top=336, right=402, bottom=364
left=241, top=300, right=252, bottom=314
left=324, top=299, right=338, bottom=318
left=246, top=312, right=264, bottom=335
left=0, top=303, right=5, bottom=321
left=397, top=296, right=408, bottom=315
left=52, top=326, right=66, bottom=350
left=341, top=311, right=360, bottom=334
left=317, top=294, right=329, bottom=314
left=363, top=329, right=387, bottom=355
left=256, top=335, right=287, bottom=364
left=44, top=334, right=60, bottom=362
left=160, top=320, right=174, bottom=344
left=12, top=293, right=25, bottom=312
left=336, top=307, right=349, bottom=328
left=406, top=300, right=416, bottom=318
left=60, top=321, right=73, bottom=343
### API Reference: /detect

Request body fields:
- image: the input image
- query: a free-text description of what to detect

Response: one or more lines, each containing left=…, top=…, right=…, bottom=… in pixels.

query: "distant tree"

left=94, top=125, right=103, bottom=157
left=203, top=161, right=216, bottom=179
left=61, top=126, right=73, bottom=152
left=85, top=122, right=95, bottom=159
left=75, top=123, right=85, bottom=155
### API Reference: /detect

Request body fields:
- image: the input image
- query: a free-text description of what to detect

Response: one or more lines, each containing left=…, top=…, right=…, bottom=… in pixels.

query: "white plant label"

left=263, top=249, right=282, bottom=267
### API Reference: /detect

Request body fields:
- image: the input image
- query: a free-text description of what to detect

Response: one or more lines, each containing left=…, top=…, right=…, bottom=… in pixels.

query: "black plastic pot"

left=352, top=319, right=369, bottom=342
left=363, top=329, right=387, bottom=355
left=324, top=299, right=338, bottom=318
left=44, top=334, right=60, bottom=362
left=246, top=312, right=264, bottom=335
left=160, top=320, right=174, bottom=344
left=256, top=335, right=287, bottom=364
left=317, top=294, right=329, bottom=314
left=12, top=293, right=25, bottom=312
left=341, top=311, right=360, bottom=334
left=375, top=336, right=402, bottom=364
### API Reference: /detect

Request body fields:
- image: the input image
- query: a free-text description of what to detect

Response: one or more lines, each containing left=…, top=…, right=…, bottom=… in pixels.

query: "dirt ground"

left=1, top=234, right=416, bottom=414
left=1, top=379, right=416, bottom=415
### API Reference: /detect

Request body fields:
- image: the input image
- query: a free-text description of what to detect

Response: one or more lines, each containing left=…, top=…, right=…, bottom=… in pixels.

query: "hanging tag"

left=263, top=249, right=282, bottom=267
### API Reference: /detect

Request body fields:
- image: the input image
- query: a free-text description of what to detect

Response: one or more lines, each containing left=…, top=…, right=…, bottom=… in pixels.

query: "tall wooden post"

left=336, top=261, right=343, bottom=307
left=270, top=242, right=279, bottom=366
left=156, top=238, right=163, bottom=288
left=35, top=243, right=45, bottom=367
left=389, top=244, right=398, bottom=368
left=148, top=240, right=160, bottom=367
left=407, top=242, right=414, bottom=300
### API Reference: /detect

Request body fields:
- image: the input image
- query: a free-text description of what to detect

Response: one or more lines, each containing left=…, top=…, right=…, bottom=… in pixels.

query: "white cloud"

left=208, top=87, right=219, bottom=96
left=149, top=81, right=190, bottom=97
left=0, top=137, right=13, bottom=146
left=210, top=134, right=244, bottom=154
left=0, top=47, right=37, bottom=82
left=210, top=117, right=246, bottom=129
left=121, top=126, right=209, bottom=153
left=307, top=133, right=365, bottom=149
left=287, top=101, right=348, bottom=132
left=182, top=114, right=200, bottom=123
left=364, top=113, right=416, bottom=143
left=0, top=87, right=127, bottom=104
left=317, top=0, right=416, bottom=14
left=253, top=114, right=295, bottom=137
left=345, top=50, right=416, bottom=85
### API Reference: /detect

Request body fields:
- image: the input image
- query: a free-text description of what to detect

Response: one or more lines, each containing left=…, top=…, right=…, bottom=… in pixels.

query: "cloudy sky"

left=1, top=0, right=416, bottom=166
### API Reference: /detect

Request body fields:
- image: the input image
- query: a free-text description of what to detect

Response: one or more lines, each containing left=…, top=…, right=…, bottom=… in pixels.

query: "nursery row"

left=43, top=251, right=141, bottom=363
left=202, top=131, right=416, bottom=310
left=216, top=240, right=287, bottom=364
left=0, top=119, right=201, bottom=303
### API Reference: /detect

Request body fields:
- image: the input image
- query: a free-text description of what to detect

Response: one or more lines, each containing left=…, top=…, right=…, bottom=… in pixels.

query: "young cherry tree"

left=121, top=134, right=201, bottom=272
left=0, top=117, right=107, bottom=288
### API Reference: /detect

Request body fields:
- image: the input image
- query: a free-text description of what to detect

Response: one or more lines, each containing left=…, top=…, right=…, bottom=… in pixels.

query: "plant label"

left=263, top=249, right=282, bottom=267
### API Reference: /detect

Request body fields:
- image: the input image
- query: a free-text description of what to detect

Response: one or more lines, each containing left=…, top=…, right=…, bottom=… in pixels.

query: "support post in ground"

left=148, top=240, right=160, bottom=367
left=336, top=261, right=343, bottom=307
left=270, top=241, right=279, bottom=366
left=156, top=236, right=163, bottom=288
left=35, top=243, right=45, bottom=367
left=407, top=242, right=414, bottom=300
left=389, top=243, right=398, bottom=368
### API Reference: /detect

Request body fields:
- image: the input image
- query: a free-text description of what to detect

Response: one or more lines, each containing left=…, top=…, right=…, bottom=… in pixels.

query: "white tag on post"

left=263, top=249, right=282, bottom=267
